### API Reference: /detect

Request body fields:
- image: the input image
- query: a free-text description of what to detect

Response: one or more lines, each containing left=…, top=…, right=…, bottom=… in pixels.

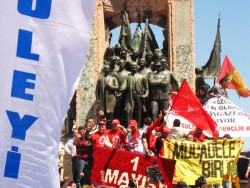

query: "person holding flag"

left=209, top=76, right=230, bottom=98
left=216, top=55, right=250, bottom=98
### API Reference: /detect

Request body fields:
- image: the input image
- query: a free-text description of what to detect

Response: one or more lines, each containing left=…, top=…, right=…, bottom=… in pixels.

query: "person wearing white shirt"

left=64, top=129, right=78, bottom=182
left=168, top=119, right=186, bottom=140
left=127, top=119, right=150, bottom=155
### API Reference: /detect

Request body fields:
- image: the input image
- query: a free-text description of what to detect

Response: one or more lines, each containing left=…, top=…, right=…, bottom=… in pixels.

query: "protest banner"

left=91, top=147, right=176, bottom=187
left=203, top=97, right=250, bottom=137
left=0, top=1, right=95, bottom=187
left=166, top=97, right=250, bottom=137
left=163, top=139, right=243, bottom=185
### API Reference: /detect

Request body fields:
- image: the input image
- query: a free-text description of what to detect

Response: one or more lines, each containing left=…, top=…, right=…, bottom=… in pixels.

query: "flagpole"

left=213, top=13, right=221, bottom=86
left=202, top=13, right=221, bottom=80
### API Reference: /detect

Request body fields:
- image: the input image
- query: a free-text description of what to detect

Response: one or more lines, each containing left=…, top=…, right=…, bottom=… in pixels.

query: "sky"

left=110, top=0, right=250, bottom=150
left=195, top=0, right=250, bottom=113
left=194, top=0, right=250, bottom=151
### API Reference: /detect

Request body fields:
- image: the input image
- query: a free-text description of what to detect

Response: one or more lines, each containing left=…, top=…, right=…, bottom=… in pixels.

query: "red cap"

left=112, top=119, right=120, bottom=125
left=99, top=120, right=106, bottom=125
left=128, top=119, right=137, bottom=127
left=163, top=128, right=170, bottom=133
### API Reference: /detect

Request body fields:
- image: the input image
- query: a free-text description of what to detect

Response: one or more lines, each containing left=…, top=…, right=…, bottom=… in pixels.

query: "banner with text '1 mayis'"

left=0, top=1, right=95, bottom=187
left=91, top=147, right=176, bottom=188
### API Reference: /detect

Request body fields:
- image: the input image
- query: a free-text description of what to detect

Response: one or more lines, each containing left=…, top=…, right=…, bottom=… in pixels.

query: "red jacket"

left=145, top=118, right=162, bottom=151
left=106, top=129, right=127, bottom=150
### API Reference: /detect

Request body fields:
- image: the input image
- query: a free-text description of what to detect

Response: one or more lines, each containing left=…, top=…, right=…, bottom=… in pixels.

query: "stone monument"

left=62, top=0, right=195, bottom=180
left=76, top=0, right=195, bottom=128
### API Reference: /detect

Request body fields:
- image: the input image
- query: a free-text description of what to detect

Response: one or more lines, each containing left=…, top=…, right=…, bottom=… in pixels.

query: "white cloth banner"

left=165, top=97, right=250, bottom=137
left=0, top=1, right=95, bottom=187
left=203, top=96, right=250, bottom=137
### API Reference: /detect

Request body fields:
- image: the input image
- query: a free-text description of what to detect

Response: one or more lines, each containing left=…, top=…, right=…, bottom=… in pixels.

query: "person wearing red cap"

left=91, top=120, right=111, bottom=148
left=155, top=127, right=170, bottom=158
left=106, top=119, right=128, bottom=150
left=127, top=119, right=149, bottom=154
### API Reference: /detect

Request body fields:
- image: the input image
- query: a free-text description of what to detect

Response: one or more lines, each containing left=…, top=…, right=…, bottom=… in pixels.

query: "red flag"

left=216, top=55, right=234, bottom=89
left=217, top=55, right=250, bottom=97
left=170, top=80, right=217, bottom=135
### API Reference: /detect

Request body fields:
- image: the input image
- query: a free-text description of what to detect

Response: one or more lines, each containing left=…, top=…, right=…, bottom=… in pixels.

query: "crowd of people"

left=60, top=106, right=232, bottom=188
left=59, top=15, right=240, bottom=186
left=59, top=57, right=239, bottom=188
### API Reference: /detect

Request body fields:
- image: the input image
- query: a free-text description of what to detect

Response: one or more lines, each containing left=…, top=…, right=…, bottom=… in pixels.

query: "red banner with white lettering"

left=91, top=147, right=176, bottom=187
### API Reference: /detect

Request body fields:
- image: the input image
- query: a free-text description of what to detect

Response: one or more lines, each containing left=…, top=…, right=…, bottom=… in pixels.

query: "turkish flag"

left=170, top=80, right=217, bottom=136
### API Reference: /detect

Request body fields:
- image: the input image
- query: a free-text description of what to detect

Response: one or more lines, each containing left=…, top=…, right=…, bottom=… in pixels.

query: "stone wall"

left=76, top=34, right=96, bottom=127
left=174, top=0, right=195, bottom=89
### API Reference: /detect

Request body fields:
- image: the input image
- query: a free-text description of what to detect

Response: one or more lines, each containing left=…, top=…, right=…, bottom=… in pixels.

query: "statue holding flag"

left=119, top=9, right=133, bottom=53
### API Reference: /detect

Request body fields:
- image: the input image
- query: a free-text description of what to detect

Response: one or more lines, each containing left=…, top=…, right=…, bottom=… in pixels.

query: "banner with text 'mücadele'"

left=0, top=1, right=95, bottom=187
left=164, top=139, right=243, bottom=185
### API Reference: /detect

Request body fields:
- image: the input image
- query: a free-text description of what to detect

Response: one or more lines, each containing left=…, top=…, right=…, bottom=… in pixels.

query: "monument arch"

left=76, top=0, right=195, bottom=126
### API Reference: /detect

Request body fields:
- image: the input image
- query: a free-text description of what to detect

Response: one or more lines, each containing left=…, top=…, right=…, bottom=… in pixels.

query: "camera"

left=195, top=175, right=206, bottom=187
left=146, top=160, right=164, bottom=183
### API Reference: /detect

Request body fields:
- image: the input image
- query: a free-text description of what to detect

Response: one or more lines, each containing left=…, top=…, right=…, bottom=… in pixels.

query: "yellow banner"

left=163, top=139, right=243, bottom=185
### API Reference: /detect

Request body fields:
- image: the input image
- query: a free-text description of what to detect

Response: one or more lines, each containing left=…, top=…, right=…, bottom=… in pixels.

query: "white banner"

left=203, top=96, right=250, bottom=137
left=165, top=97, right=250, bottom=137
left=0, top=1, right=95, bottom=187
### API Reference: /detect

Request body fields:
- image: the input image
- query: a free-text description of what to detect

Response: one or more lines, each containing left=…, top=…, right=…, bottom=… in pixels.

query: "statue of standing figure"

left=148, top=58, right=175, bottom=121
left=96, top=64, right=119, bottom=129
left=112, top=58, right=130, bottom=125
left=120, top=60, right=149, bottom=127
